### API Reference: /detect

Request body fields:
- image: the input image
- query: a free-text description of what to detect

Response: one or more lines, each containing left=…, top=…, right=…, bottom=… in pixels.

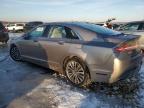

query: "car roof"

left=44, top=22, right=88, bottom=27
left=44, top=22, right=121, bottom=36
left=44, top=22, right=104, bottom=31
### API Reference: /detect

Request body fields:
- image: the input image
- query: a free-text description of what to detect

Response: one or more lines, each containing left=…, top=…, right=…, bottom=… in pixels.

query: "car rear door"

left=38, top=25, right=81, bottom=71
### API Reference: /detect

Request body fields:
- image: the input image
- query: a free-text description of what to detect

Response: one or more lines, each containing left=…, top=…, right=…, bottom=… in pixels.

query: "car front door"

left=18, top=25, right=47, bottom=63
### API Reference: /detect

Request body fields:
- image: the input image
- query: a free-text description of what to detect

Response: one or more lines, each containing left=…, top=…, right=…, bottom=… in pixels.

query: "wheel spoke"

left=73, top=61, right=77, bottom=70
left=77, top=74, right=84, bottom=82
left=69, top=73, right=75, bottom=82
left=71, top=61, right=75, bottom=69
left=68, top=64, right=74, bottom=70
left=74, top=75, right=78, bottom=84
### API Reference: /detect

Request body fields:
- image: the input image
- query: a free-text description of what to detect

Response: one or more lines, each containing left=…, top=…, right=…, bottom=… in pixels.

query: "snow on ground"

left=0, top=33, right=144, bottom=108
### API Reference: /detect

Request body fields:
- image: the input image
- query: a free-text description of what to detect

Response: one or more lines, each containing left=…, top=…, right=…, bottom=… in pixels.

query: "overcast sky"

left=0, top=0, right=144, bottom=22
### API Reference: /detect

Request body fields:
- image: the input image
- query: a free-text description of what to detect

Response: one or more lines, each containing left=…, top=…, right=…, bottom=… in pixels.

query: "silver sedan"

left=10, top=22, right=142, bottom=86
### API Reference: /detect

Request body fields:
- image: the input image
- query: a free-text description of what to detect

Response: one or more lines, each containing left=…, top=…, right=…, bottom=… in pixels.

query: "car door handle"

left=58, top=41, right=64, bottom=45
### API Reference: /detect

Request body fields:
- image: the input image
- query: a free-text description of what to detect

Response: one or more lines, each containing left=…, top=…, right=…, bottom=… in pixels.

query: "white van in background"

left=6, top=23, right=24, bottom=32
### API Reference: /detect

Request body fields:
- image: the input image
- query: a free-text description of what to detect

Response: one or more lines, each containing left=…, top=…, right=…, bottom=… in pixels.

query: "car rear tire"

left=10, top=46, right=21, bottom=61
left=64, top=58, right=91, bottom=87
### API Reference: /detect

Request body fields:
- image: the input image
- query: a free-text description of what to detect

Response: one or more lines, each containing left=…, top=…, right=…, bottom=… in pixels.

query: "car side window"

left=64, top=27, right=79, bottom=40
left=29, top=26, right=45, bottom=39
left=49, top=26, right=66, bottom=39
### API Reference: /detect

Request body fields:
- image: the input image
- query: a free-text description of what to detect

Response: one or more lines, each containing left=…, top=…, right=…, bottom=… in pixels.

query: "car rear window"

left=75, top=22, right=121, bottom=36
left=0, top=22, right=4, bottom=30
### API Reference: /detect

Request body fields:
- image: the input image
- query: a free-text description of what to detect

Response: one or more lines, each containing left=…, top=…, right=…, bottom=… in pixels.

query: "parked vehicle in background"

left=95, top=23, right=122, bottom=30
left=112, top=23, right=122, bottom=30
left=10, top=22, right=142, bottom=86
left=0, top=22, right=9, bottom=43
left=117, top=21, right=144, bottom=50
left=24, top=21, right=43, bottom=32
left=117, top=21, right=144, bottom=35
left=6, top=23, right=24, bottom=32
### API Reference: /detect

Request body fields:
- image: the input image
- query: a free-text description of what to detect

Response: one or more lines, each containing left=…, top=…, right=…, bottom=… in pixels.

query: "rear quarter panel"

left=82, top=44, right=115, bottom=82
left=83, top=45, right=114, bottom=70
left=66, top=41, right=115, bottom=82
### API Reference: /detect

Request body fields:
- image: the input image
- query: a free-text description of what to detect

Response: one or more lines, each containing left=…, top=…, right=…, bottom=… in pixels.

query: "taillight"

left=115, top=39, right=139, bottom=53
left=115, top=45, right=138, bottom=52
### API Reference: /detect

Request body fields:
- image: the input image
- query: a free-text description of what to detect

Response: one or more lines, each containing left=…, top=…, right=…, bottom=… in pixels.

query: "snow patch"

left=0, top=54, right=9, bottom=62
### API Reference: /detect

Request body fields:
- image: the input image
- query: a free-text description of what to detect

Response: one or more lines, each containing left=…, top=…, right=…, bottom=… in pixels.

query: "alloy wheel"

left=10, top=46, right=21, bottom=61
left=65, top=60, right=85, bottom=85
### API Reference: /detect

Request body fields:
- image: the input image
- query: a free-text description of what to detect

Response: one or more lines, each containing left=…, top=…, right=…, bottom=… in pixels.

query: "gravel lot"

left=0, top=33, right=144, bottom=108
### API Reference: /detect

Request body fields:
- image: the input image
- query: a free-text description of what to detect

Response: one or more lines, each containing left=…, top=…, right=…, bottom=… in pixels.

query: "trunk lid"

left=102, top=33, right=140, bottom=44
left=101, top=33, right=141, bottom=57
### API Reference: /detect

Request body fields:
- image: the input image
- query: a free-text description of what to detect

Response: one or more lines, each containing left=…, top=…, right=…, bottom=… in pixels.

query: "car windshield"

left=75, top=22, right=121, bottom=36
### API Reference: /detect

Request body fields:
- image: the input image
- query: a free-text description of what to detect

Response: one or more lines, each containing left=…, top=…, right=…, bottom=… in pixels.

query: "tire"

left=10, top=46, right=21, bottom=61
left=13, top=28, right=15, bottom=33
left=64, top=58, right=91, bottom=87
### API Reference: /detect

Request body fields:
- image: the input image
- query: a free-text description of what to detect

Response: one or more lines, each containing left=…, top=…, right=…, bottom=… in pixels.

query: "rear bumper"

left=119, top=61, right=141, bottom=81
left=89, top=53, right=142, bottom=84
left=137, top=36, right=144, bottom=49
left=89, top=66, right=111, bottom=83
left=109, top=53, right=142, bottom=83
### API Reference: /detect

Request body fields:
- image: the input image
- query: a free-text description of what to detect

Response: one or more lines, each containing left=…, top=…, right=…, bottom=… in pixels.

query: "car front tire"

left=10, top=46, right=21, bottom=61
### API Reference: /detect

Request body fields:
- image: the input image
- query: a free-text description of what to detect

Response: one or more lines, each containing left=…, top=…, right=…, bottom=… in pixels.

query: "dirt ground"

left=0, top=33, right=144, bottom=108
